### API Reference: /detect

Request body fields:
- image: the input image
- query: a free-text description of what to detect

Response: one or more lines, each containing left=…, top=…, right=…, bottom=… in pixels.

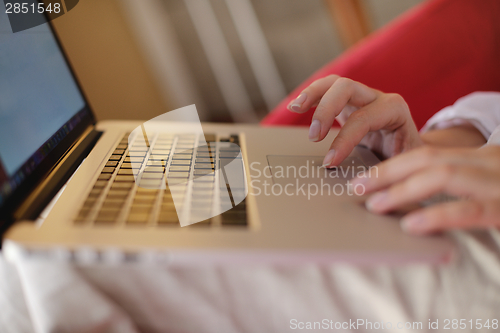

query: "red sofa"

left=261, top=0, right=500, bottom=130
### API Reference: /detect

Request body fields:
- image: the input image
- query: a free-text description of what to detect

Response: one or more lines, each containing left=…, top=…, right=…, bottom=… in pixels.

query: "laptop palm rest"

left=267, top=155, right=368, bottom=187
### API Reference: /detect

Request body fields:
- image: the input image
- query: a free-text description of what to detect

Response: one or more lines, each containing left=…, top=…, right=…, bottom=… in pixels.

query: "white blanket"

left=1, top=230, right=500, bottom=333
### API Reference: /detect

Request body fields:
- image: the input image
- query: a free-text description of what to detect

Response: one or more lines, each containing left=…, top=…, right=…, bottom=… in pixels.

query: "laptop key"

left=124, top=156, right=144, bottom=163
left=97, top=174, right=112, bottom=181
left=143, top=166, right=164, bottom=173
left=108, top=155, right=122, bottom=161
left=194, top=169, right=213, bottom=176
left=118, top=169, right=134, bottom=175
left=133, top=197, right=156, bottom=205
left=121, top=162, right=142, bottom=169
left=219, top=152, right=241, bottom=158
left=169, top=166, right=190, bottom=172
left=114, top=149, right=126, bottom=155
left=102, top=167, right=116, bottom=173
left=168, top=171, right=190, bottom=178
left=106, top=192, right=128, bottom=200
left=128, top=151, right=147, bottom=157
left=129, top=206, right=152, bottom=214
left=176, top=146, right=194, bottom=151
left=155, top=145, right=173, bottom=150
left=111, top=182, right=133, bottom=189
left=146, top=160, right=166, bottom=167
left=155, top=149, right=173, bottom=156
left=196, top=158, right=214, bottom=163
left=131, top=202, right=154, bottom=211
left=88, top=188, right=103, bottom=197
left=139, top=179, right=163, bottom=187
left=82, top=198, right=97, bottom=208
left=171, top=160, right=191, bottom=166
left=115, top=175, right=135, bottom=182
left=194, top=163, right=214, bottom=169
left=129, top=146, right=149, bottom=152
left=196, top=153, right=213, bottom=159
left=160, top=201, right=176, bottom=210
left=172, top=154, right=192, bottom=160
left=141, top=173, right=163, bottom=179
left=136, top=187, right=158, bottom=194
left=101, top=200, right=123, bottom=208
left=94, top=180, right=108, bottom=188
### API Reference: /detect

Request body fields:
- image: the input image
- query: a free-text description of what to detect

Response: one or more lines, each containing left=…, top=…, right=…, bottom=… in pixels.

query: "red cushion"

left=261, top=0, right=500, bottom=130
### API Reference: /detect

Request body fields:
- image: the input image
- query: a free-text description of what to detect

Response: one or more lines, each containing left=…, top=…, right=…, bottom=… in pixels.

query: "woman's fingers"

left=364, top=160, right=500, bottom=215
left=364, top=164, right=463, bottom=214
left=311, top=78, right=378, bottom=143
left=349, top=145, right=500, bottom=235
left=352, top=146, right=476, bottom=194
left=400, top=200, right=500, bottom=235
left=287, top=75, right=340, bottom=114
left=322, top=93, right=416, bottom=167
left=288, top=76, right=379, bottom=143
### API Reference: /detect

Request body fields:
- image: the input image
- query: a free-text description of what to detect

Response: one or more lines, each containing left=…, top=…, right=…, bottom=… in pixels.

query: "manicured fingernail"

left=309, top=120, right=321, bottom=141
left=322, top=149, right=336, bottom=168
left=288, top=93, right=307, bottom=113
left=365, top=190, right=388, bottom=211
left=400, top=214, right=426, bottom=234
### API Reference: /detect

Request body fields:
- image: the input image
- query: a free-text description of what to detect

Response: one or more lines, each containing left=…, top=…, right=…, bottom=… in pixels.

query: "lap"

left=2, top=230, right=500, bottom=332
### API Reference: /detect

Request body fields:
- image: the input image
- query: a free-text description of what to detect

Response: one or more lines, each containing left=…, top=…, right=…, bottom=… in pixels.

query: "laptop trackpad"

left=266, top=155, right=367, bottom=186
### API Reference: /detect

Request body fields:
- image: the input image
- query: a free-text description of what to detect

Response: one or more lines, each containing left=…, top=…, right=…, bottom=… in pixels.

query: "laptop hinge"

left=13, top=126, right=102, bottom=221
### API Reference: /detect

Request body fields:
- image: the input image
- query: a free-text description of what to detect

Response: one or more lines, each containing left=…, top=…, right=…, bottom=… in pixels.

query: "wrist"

left=420, top=124, right=487, bottom=147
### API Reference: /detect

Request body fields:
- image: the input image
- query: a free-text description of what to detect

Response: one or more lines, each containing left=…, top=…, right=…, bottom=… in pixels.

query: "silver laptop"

left=0, top=10, right=453, bottom=264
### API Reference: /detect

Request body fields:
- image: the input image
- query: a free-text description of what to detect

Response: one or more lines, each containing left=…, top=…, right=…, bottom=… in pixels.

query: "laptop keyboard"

left=74, top=133, right=247, bottom=227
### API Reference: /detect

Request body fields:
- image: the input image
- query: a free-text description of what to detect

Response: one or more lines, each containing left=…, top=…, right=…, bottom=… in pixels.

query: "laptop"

left=0, top=7, right=453, bottom=264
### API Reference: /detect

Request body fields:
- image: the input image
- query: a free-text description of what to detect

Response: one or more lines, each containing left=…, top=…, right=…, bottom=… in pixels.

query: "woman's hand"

left=288, top=75, right=423, bottom=167
left=351, top=145, right=500, bottom=235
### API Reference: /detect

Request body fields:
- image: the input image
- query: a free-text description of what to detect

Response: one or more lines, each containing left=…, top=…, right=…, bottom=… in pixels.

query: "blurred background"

left=51, top=0, right=424, bottom=123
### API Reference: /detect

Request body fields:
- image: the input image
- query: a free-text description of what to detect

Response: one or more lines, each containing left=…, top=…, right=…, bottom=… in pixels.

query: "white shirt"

left=421, top=92, right=500, bottom=145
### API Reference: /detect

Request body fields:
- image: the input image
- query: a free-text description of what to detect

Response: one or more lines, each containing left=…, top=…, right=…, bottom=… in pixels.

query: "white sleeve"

left=487, top=125, right=500, bottom=146
left=420, top=92, right=500, bottom=145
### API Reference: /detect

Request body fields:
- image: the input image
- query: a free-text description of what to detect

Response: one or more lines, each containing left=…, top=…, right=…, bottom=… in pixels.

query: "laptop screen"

left=0, top=5, right=94, bottom=213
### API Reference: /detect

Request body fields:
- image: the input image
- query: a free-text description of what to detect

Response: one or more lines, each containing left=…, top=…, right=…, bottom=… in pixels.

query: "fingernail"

left=400, top=214, right=426, bottom=234
left=322, top=149, right=336, bottom=168
left=288, top=93, right=307, bottom=113
left=309, top=120, right=321, bottom=141
left=365, top=190, right=388, bottom=211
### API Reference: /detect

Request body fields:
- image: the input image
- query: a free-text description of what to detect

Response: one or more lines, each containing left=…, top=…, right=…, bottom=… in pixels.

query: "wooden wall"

left=51, top=0, right=169, bottom=121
